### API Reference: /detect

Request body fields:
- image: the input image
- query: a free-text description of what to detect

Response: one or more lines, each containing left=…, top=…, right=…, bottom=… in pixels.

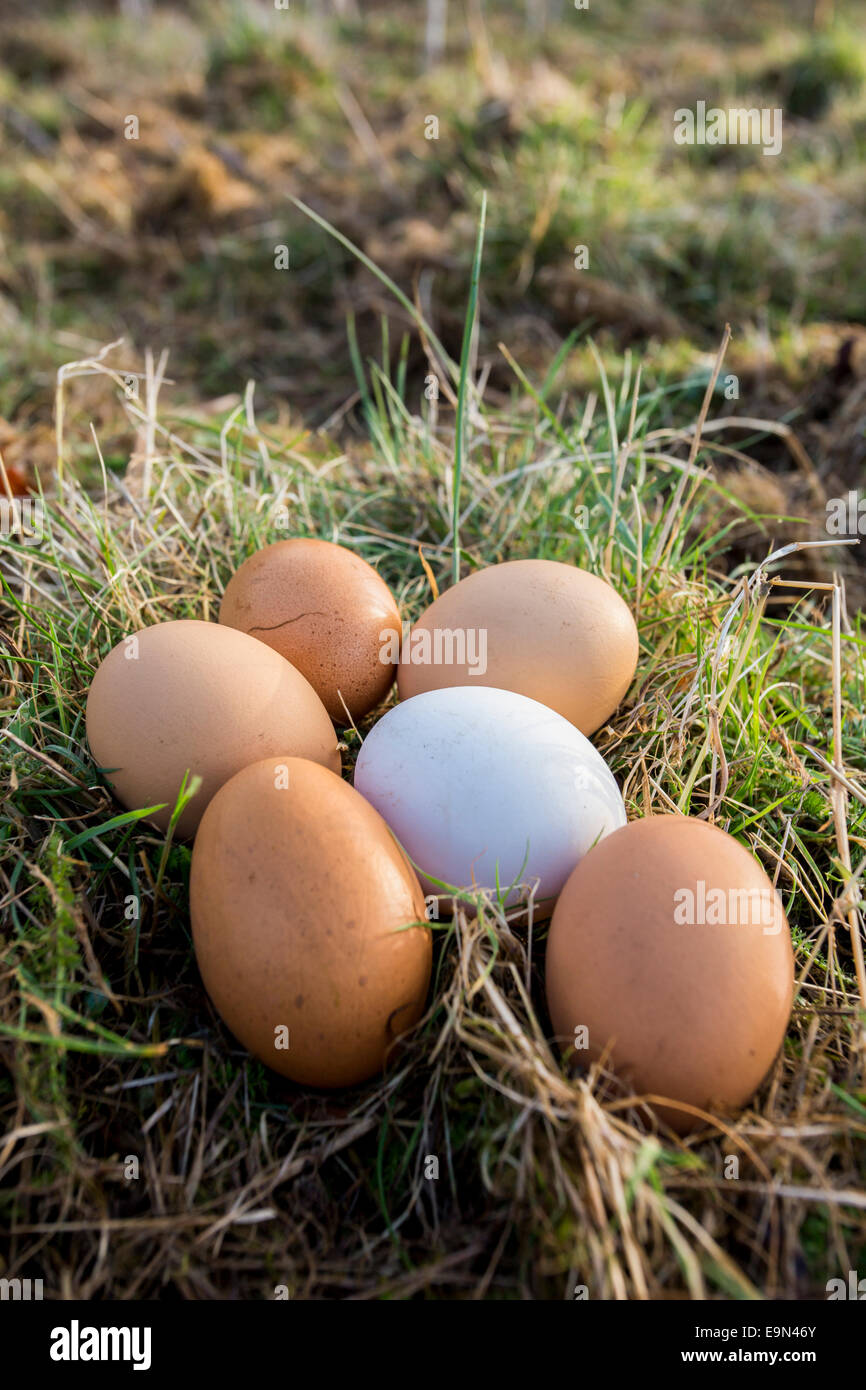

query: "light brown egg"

left=396, top=558, right=638, bottom=734
left=219, top=538, right=402, bottom=724
left=86, top=619, right=340, bottom=837
left=545, top=815, right=794, bottom=1133
left=190, top=757, right=432, bottom=1087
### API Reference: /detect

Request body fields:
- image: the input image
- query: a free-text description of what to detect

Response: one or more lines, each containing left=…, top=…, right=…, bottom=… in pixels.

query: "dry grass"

left=1, top=317, right=865, bottom=1298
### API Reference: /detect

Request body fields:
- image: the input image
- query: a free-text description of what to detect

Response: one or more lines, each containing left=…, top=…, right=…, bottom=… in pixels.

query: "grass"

left=2, top=237, right=865, bottom=1294
left=2, top=0, right=866, bottom=430
left=1, top=0, right=865, bottom=1302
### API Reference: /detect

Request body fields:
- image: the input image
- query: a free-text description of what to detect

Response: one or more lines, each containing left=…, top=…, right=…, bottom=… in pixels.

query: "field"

left=1, top=0, right=866, bottom=1302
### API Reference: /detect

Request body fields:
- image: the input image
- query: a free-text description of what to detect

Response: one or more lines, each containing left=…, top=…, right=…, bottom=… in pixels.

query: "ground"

left=1, top=0, right=865, bottom=1300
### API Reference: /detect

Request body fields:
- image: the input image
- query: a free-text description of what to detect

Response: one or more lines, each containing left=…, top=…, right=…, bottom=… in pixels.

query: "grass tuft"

left=2, top=294, right=865, bottom=1296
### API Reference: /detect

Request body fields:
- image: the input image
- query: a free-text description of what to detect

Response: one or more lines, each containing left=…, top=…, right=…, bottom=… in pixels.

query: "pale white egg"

left=353, top=686, right=626, bottom=913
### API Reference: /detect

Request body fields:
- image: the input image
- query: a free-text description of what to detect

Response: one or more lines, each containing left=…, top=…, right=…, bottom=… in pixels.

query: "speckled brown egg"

left=219, top=538, right=402, bottom=724
left=86, top=619, right=340, bottom=838
left=190, top=756, right=432, bottom=1088
left=545, top=815, right=794, bottom=1133
left=396, top=558, right=638, bottom=734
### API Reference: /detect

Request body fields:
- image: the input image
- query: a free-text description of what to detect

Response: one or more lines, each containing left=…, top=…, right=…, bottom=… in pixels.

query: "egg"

left=545, top=815, right=794, bottom=1133
left=219, top=537, right=402, bottom=723
left=354, top=685, right=626, bottom=914
left=190, top=756, right=432, bottom=1087
left=397, top=558, right=638, bottom=735
left=86, top=619, right=340, bottom=837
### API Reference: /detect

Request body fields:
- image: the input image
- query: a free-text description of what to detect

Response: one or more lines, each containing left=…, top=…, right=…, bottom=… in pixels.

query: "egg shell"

left=219, top=537, right=402, bottom=723
left=353, top=685, right=626, bottom=914
left=190, top=756, right=432, bottom=1088
left=86, top=619, right=340, bottom=837
left=397, top=558, right=638, bottom=735
left=545, top=815, right=794, bottom=1133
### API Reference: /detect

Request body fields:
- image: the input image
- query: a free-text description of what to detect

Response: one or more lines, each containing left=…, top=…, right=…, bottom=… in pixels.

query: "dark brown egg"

left=219, top=538, right=402, bottom=723
left=545, top=815, right=794, bottom=1132
left=190, top=757, right=432, bottom=1088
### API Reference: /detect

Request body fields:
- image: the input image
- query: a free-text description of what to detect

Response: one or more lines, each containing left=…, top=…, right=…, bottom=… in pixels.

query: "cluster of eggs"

left=86, top=539, right=794, bottom=1131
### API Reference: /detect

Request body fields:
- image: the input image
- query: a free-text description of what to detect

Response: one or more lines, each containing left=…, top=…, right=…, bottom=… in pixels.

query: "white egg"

left=353, top=686, right=626, bottom=911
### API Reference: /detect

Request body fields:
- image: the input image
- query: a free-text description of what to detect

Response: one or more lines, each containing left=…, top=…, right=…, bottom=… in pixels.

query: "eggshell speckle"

left=190, top=757, right=432, bottom=1088
left=219, top=538, right=402, bottom=723
left=86, top=620, right=340, bottom=837
left=397, top=558, right=638, bottom=734
left=354, top=685, right=626, bottom=914
left=545, top=815, right=794, bottom=1132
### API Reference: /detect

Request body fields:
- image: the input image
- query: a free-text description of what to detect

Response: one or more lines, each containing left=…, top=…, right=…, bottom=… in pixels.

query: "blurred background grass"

left=1, top=0, right=866, bottom=455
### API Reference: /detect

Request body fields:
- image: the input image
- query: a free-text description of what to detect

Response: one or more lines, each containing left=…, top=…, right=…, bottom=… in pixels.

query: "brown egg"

left=219, top=538, right=402, bottom=723
left=190, top=757, right=432, bottom=1087
left=397, top=559, right=638, bottom=734
left=545, top=815, right=794, bottom=1133
left=86, top=620, right=340, bottom=837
